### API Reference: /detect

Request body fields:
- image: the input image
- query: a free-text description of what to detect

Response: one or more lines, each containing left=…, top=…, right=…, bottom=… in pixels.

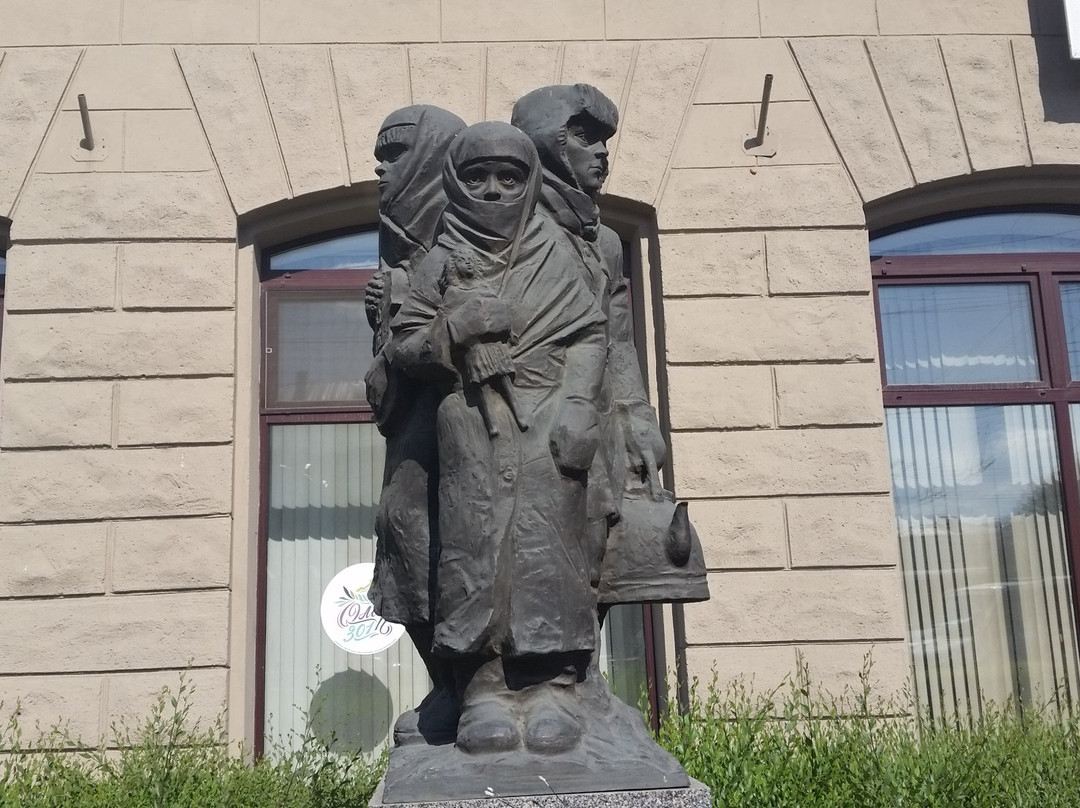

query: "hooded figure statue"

left=511, top=84, right=709, bottom=610
left=370, top=106, right=707, bottom=806
left=389, top=121, right=614, bottom=756
left=364, top=105, right=465, bottom=748
left=367, top=104, right=467, bottom=352
left=509, top=83, right=616, bottom=243
left=374, top=118, right=700, bottom=805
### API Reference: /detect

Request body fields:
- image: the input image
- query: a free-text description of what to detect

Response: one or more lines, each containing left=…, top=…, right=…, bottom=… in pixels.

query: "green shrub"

left=657, top=659, right=1080, bottom=808
left=0, top=675, right=384, bottom=808
left=4, top=663, right=1080, bottom=808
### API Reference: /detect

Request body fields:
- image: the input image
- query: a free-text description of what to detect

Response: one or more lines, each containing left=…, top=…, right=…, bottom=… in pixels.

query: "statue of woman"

left=390, top=121, right=611, bottom=754
left=364, top=105, right=465, bottom=745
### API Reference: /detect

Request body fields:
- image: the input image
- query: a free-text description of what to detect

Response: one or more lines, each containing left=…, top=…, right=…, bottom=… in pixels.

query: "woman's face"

left=458, top=159, right=529, bottom=202
left=374, top=125, right=416, bottom=198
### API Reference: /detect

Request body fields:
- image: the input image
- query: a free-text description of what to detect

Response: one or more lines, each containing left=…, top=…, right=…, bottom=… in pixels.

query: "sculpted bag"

left=597, top=401, right=709, bottom=605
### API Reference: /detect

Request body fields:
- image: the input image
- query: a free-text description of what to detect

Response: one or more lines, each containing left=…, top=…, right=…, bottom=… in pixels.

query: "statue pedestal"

left=369, top=776, right=712, bottom=808
left=377, top=739, right=690, bottom=804
left=377, top=674, right=693, bottom=804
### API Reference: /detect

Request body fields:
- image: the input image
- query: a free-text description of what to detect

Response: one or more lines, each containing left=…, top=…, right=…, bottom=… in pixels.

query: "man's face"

left=374, top=125, right=415, bottom=199
left=563, top=114, right=609, bottom=198
left=458, top=159, right=529, bottom=202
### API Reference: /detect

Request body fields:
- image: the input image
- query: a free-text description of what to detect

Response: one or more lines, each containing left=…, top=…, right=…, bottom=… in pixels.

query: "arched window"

left=256, top=227, right=419, bottom=757
left=255, top=224, right=658, bottom=754
left=871, top=209, right=1080, bottom=719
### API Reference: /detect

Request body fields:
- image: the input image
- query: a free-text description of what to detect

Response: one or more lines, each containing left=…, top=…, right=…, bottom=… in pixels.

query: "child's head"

left=441, top=122, right=542, bottom=253
left=456, top=157, right=530, bottom=203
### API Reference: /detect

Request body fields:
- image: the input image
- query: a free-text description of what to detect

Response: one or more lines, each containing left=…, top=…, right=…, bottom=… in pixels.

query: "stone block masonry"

left=1, top=0, right=1072, bottom=748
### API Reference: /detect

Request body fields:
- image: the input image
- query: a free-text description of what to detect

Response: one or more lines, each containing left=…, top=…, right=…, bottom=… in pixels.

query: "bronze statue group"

left=362, top=84, right=707, bottom=794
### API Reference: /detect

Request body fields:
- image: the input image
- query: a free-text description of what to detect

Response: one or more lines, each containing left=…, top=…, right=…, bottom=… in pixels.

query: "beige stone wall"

left=1, top=0, right=1076, bottom=743
left=0, top=44, right=236, bottom=742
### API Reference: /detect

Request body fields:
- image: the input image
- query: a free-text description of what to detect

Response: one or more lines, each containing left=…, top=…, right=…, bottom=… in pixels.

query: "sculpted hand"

left=445, top=296, right=513, bottom=347
left=550, top=396, right=600, bottom=473
left=622, top=401, right=667, bottom=498
left=365, top=270, right=387, bottom=327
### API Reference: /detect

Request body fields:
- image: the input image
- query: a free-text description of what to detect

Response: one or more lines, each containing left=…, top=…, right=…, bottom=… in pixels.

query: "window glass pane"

left=879, top=284, right=1040, bottom=385
left=264, top=422, right=428, bottom=757
left=264, top=423, right=651, bottom=757
left=270, top=231, right=379, bottom=272
left=871, top=212, right=1080, bottom=255
left=1061, top=283, right=1080, bottom=380
left=886, top=405, right=1079, bottom=719
left=598, top=605, right=649, bottom=709
left=0, top=254, right=5, bottom=276
left=268, top=292, right=372, bottom=407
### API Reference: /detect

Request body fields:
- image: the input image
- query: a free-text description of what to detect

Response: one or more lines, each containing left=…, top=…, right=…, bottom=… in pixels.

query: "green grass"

left=657, top=659, right=1080, bottom=808
left=4, top=663, right=1080, bottom=807
left=0, top=675, right=384, bottom=808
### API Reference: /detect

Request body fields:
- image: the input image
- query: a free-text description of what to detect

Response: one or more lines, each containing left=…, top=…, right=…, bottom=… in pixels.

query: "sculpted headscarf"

left=394, top=121, right=607, bottom=382
left=376, top=105, right=467, bottom=270
left=391, top=123, right=610, bottom=659
left=510, top=84, right=618, bottom=242
left=437, top=121, right=543, bottom=269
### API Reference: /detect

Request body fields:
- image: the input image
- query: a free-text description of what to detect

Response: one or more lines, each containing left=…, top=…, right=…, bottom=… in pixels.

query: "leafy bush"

left=0, top=675, right=384, bottom=808
left=657, top=658, right=1080, bottom=808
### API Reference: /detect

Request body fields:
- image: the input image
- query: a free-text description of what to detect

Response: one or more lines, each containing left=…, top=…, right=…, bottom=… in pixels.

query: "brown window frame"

left=873, top=251, right=1080, bottom=644
left=254, top=228, right=378, bottom=756
left=252, top=219, right=666, bottom=751
left=261, top=268, right=378, bottom=418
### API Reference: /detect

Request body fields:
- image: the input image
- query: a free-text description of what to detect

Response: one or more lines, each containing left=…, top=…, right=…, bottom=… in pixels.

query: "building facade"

left=1, top=0, right=1078, bottom=752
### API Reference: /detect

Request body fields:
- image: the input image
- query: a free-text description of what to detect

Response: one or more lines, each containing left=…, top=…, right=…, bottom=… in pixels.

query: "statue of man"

left=511, top=85, right=706, bottom=611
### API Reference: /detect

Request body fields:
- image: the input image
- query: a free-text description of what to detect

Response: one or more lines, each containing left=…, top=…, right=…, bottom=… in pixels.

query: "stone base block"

left=370, top=776, right=712, bottom=808
left=379, top=739, right=690, bottom=803
left=378, top=667, right=693, bottom=804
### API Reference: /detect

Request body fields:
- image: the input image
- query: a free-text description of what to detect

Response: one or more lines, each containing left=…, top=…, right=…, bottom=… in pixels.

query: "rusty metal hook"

left=743, top=74, right=777, bottom=158
left=77, top=94, right=95, bottom=151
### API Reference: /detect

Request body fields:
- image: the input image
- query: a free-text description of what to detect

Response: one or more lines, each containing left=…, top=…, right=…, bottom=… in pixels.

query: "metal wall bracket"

left=743, top=74, right=777, bottom=158
left=71, top=93, right=108, bottom=163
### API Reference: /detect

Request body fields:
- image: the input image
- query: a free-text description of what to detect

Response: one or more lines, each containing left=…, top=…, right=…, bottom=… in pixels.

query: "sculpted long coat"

left=390, top=124, right=612, bottom=658
left=366, top=105, right=464, bottom=629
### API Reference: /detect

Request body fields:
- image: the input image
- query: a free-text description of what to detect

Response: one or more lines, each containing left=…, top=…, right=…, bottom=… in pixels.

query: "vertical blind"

left=264, top=422, right=649, bottom=753
left=878, top=284, right=1040, bottom=385
left=264, top=423, right=429, bottom=755
left=1060, top=282, right=1080, bottom=380
left=887, top=405, right=1079, bottom=718
left=599, top=605, right=649, bottom=706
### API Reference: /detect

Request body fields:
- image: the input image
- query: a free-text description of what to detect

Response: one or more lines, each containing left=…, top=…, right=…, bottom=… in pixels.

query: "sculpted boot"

left=511, top=652, right=586, bottom=754
left=523, top=699, right=581, bottom=754
left=393, top=626, right=460, bottom=746
left=454, top=656, right=522, bottom=753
